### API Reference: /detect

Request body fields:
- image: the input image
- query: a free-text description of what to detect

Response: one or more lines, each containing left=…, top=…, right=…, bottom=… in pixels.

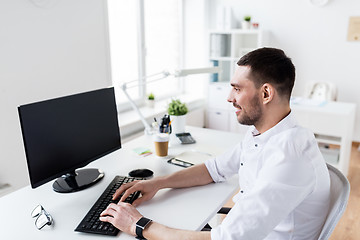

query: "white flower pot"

left=170, top=115, right=186, bottom=134
left=146, top=99, right=155, bottom=108
left=242, top=21, right=251, bottom=29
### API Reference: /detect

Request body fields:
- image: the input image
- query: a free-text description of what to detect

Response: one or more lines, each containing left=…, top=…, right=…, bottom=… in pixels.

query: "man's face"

left=227, top=66, right=263, bottom=126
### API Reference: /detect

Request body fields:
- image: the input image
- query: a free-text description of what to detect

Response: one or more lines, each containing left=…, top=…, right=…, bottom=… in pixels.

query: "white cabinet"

left=207, top=29, right=263, bottom=134
left=206, top=83, right=230, bottom=131
left=206, top=110, right=229, bottom=132
left=291, top=99, right=356, bottom=176
left=208, top=83, right=231, bottom=110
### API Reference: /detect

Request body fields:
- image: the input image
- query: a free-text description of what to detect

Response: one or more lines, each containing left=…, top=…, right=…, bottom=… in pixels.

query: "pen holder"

left=159, top=125, right=172, bottom=134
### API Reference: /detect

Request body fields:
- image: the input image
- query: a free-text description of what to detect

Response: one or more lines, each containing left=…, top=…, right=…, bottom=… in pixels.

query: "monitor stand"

left=52, top=168, right=104, bottom=193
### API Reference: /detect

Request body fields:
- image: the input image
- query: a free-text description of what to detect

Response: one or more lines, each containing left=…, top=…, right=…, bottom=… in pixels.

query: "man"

left=100, top=48, right=330, bottom=240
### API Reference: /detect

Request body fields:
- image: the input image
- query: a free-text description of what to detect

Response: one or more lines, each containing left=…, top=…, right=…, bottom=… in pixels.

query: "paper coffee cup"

left=153, top=133, right=169, bottom=157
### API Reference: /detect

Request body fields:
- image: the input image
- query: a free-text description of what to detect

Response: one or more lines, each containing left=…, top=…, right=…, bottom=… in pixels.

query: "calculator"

left=175, top=132, right=196, bottom=144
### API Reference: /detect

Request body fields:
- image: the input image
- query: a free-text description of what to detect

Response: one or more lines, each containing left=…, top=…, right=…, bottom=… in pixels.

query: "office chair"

left=304, top=82, right=337, bottom=101
left=318, top=163, right=350, bottom=240
left=203, top=163, right=350, bottom=240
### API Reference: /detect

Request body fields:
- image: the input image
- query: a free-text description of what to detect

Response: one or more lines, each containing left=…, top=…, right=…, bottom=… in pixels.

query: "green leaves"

left=167, top=99, right=188, bottom=116
left=148, top=93, right=155, bottom=100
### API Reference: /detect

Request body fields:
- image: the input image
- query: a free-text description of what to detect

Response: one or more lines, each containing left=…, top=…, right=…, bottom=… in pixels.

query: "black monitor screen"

left=18, top=87, right=121, bottom=191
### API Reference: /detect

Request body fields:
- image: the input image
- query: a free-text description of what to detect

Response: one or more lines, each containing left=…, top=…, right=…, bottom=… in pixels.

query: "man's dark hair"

left=237, top=47, right=295, bottom=100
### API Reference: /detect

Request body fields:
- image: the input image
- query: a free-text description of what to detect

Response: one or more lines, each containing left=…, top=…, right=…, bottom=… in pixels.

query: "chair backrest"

left=318, top=163, right=350, bottom=240
left=304, top=82, right=337, bottom=101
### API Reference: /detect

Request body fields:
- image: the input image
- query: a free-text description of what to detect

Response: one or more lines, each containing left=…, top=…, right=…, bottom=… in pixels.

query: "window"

left=107, top=0, right=183, bottom=109
left=107, top=0, right=139, bottom=106
left=144, top=0, right=183, bottom=99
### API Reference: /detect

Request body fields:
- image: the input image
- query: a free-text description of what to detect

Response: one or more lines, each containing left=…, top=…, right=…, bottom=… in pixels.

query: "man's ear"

left=261, top=83, right=274, bottom=104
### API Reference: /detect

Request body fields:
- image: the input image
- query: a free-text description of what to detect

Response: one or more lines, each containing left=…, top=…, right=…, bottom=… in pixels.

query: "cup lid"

left=153, top=133, right=169, bottom=142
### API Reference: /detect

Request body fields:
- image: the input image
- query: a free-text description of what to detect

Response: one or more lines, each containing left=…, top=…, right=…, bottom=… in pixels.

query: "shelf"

left=315, top=134, right=341, bottom=145
left=319, top=143, right=340, bottom=164
left=209, top=29, right=261, bottom=34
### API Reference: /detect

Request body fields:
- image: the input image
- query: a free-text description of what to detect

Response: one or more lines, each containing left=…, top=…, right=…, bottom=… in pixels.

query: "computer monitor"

left=18, top=87, right=121, bottom=193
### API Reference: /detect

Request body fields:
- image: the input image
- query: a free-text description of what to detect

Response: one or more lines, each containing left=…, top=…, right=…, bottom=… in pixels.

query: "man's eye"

left=234, top=88, right=240, bottom=92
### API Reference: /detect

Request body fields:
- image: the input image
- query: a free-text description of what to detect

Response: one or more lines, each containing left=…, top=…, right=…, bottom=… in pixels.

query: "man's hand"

left=112, top=164, right=213, bottom=207
left=99, top=202, right=142, bottom=235
left=112, top=179, right=160, bottom=207
left=100, top=202, right=211, bottom=240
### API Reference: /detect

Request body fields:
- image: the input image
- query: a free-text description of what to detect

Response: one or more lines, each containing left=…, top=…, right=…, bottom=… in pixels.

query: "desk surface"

left=291, top=97, right=356, bottom=115
left=0, top=126, right=241, bottom=240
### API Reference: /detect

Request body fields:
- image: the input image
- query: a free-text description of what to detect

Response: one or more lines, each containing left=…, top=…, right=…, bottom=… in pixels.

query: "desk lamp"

left=120, top=67, right=222, bottom=135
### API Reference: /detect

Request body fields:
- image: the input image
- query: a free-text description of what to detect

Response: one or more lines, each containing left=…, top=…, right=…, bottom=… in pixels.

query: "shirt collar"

left=252, top=111, right=297, bottom=144
left=251, top=128, right=261, bottom=137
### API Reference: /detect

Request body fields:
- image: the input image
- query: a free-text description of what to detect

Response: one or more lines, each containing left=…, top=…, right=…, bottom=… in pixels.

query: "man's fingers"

left=99, top=215, right=114, bottom=223
left=100, top=207, right=117, bottom=223
left=131, top=196, right=147, bottom=207
left=120, top=185, right=139, bottom=202
left=100, top=204, right=118, bottom=216
left=112, top=181, right=137, bottom=200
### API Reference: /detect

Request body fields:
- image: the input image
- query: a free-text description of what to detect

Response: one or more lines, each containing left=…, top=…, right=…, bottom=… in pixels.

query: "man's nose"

left=227, top=90, right=234, bottom=103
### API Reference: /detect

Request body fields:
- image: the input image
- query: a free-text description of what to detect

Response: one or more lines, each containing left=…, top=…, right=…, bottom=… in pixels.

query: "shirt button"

left=240, top=190, right=244, bottom=193
left=255, top=144, right=258, bottom=147
left=240, top=163, right=244, bottom=166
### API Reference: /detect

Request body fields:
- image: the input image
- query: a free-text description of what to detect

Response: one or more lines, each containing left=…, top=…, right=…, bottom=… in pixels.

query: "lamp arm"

left=174, top=67, right=222, bottom=77
left=120, top=84, right=152, bottom=135
left=118, top=66, right=221, bottom=135
left=124, top=71, right=170, bottom=89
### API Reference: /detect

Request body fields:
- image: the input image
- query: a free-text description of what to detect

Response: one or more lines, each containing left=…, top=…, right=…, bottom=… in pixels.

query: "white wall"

left=183, top=0, right=209, bottom=97
left=0, top=0, right=112, bottom=192
left=207, top=0, right=360, bottom=141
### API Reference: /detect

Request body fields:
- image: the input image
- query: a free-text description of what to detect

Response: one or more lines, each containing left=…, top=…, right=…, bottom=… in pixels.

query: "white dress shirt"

left=205, top=112, right=330, bottom=240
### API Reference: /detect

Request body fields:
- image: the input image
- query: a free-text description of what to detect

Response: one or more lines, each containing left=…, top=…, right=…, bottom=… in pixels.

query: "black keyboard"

left=75, top=175, right=143, bottom=236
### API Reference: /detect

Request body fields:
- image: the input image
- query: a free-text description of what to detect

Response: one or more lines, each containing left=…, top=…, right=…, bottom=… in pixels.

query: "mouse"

left=128, top=168, right=154, bottom=178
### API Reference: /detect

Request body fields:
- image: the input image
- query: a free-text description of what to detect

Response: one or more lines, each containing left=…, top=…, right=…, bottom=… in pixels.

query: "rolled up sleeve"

left=205, top=143, right=242, bottom=183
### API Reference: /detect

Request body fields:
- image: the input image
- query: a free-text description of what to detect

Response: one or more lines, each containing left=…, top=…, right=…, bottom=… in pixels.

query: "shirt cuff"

left=205, top=157, right=226, bottom=183
left=211, top=225, right=229, bottom=240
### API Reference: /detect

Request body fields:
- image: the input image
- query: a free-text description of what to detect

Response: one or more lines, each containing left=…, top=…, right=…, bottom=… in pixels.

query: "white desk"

left=291, top=98, right=356, bottom=176
left=0, top=126, right=240, bottom=240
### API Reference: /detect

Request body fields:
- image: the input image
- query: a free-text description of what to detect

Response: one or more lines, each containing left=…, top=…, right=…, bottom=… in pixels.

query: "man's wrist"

left=135, top=217, right=152, bottom=239
left=155, top=176, right=168, bottom=190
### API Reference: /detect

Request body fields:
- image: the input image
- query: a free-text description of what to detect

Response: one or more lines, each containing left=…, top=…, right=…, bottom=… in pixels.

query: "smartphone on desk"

left=167, top=151, right=213, bottom=168
left=167, top=158, right=194, bottom=168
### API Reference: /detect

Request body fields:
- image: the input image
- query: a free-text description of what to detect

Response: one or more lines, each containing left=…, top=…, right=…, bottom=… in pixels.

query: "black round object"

left=128, top=168, right=154, bottom=178
left=53, top=168, right=104, bottom=193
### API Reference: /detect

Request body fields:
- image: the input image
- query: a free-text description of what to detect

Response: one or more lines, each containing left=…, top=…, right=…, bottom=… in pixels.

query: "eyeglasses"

left=31, top=204, right=53, bottom=230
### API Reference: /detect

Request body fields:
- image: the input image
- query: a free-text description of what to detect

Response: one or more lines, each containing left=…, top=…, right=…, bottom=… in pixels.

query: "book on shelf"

left=210, top=34, right=229, bottom=58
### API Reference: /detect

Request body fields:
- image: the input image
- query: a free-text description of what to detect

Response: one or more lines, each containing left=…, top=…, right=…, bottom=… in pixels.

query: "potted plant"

left=167, top=99, right=188, bottom=134
left=147, top=93, right=155, bottom=108
left=242, top=15, right=251, bottom=29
